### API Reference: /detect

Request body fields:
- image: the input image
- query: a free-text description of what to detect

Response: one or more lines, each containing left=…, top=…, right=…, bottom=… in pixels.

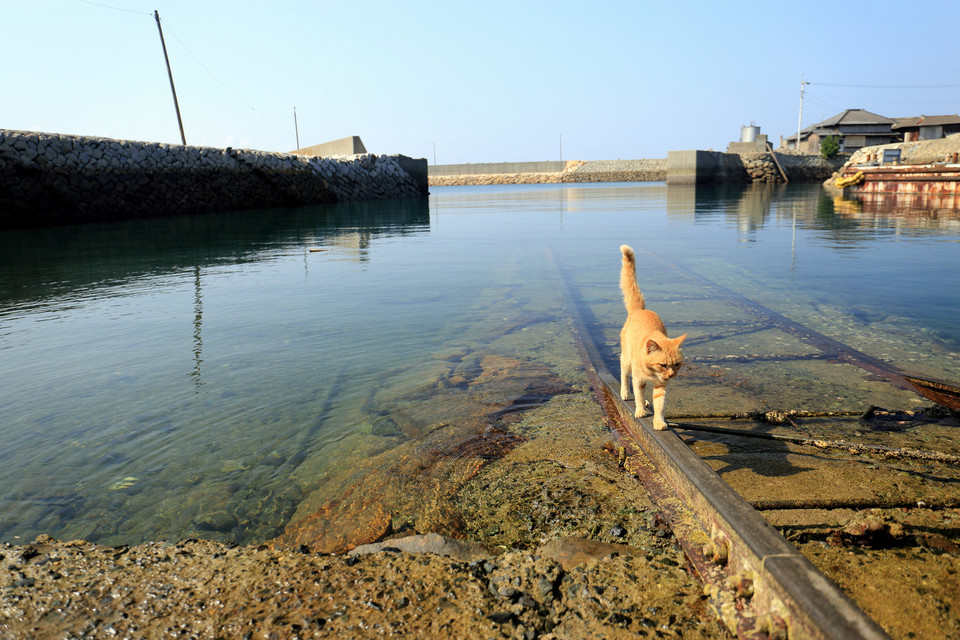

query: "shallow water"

left=1, top=182, right=958, bottom=546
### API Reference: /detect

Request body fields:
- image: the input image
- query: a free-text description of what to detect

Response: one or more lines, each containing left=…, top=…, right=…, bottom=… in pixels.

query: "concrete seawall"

left=0, top=130, right=428, bottom=229
left=428, top=159, right=666, bottom=186
left=429, top=154, right=840, bottom=187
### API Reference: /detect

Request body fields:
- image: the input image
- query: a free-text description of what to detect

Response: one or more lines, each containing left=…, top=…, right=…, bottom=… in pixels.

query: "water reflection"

left=835, top=193, right=960, bottom=232
left=664, top=183, right=960, bottom=246
left=0, top=198, right=430, bottom=313
left=0, top=197, right=432, bottom=545
left=191, top=265, right=204, bottom=393
left=666, top=183, right=790, bottom=238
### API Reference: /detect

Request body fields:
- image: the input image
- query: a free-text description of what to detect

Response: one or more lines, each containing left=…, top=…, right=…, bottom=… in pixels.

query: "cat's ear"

left=646, top=339, right=662, bottom=354
left=674, top=334, right=688, bottom=347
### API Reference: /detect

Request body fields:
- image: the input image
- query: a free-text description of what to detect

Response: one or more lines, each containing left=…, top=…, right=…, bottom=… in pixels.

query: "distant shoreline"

left=428, top=154, right=842, bottom=186
left=428, top=158, right=665, bottom=186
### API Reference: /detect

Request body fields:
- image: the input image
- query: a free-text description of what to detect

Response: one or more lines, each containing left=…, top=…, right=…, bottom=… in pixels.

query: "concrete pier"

left=666, top=150, right=730, bottom=184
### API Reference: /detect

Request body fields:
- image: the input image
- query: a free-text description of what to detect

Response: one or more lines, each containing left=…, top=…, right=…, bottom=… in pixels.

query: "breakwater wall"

left=0, top=130, right=428, bottom=229
left=666, top=150, right=843, bottom=185
left=428, top=154, right=840, bottom=187
left=428, top=159, right=666, bottom=186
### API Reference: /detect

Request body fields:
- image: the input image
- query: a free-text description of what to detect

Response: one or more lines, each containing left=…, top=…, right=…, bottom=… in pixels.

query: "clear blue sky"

left=4, top=0, right=960, bottom=164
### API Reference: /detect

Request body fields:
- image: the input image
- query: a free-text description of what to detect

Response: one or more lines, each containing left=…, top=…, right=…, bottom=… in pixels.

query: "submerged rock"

left=193, top=511, right=240, bottom=533
left=349, top=532, right=492, bottom=562
left=272, top=354, right=574, bottom=553
left=829, top=510, right=906, bottom=548
left=538, top=537, right=640, bottom=570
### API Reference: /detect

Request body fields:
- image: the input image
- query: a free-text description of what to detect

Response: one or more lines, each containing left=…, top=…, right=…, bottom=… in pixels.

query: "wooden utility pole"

left=294, top=107, right=300, bottom=149
left=154, top=10, right=187, bottom=145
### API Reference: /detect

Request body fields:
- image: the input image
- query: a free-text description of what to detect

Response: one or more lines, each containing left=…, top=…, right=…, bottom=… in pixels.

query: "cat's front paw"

left=635, top=405, right=649, bottom=418
left=620, top=387, right=630, bottom=401
left=653, top=418, right=668, bottom=431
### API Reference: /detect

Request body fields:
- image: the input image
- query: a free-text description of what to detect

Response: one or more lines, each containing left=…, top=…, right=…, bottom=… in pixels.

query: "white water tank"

left=741, top=124, right=760, bottom=143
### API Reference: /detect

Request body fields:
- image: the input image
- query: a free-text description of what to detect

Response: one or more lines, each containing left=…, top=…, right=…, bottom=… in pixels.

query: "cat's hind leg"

left=620, top=354, right=631, bottom=401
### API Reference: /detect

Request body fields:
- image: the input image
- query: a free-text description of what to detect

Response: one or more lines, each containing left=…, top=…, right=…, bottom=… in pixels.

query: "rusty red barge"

left=839, top=161, right=960, bottom=210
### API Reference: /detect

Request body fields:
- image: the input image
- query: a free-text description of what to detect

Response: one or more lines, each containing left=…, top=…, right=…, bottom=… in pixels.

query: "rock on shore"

left=843, top=132, right=960, bottom=167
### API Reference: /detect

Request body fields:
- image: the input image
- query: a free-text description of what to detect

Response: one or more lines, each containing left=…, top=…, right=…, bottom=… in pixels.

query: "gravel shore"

left=1, top=533, right=726, bottom=639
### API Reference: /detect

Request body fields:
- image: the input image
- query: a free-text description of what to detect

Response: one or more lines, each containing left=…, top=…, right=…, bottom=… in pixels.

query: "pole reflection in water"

left=192, top=265, right=203, bottom=393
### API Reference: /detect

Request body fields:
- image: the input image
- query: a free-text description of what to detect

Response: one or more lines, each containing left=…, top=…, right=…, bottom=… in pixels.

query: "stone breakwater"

left=428, top=171, right=564, bottom=186
left=432, top=154, right=842, bottom=187
left=428, top=159, right=666, bottom=186
left=771, top=152, right=845, bottom=182
left=564, top=159, right=666, bottom=183
left=0, top=130, right=428, bottom=229
left=739, top=152, right=783, bottom=182
left=719, top=152, right=843, bottom=183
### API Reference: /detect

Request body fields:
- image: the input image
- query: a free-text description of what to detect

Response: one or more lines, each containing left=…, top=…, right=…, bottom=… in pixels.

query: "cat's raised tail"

left=620, top=244, right=646, bottom=313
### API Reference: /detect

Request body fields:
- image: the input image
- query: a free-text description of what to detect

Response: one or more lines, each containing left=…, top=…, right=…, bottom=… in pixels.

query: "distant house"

left=781, top=109, right=897, bottom=154
left=891, top=115, right=960, bottom=142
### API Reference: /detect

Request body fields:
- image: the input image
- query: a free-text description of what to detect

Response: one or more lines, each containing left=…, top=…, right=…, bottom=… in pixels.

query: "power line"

left=71, top=0, right=152, bottom=15
left=69, top=0, right=287, bottom=121
left=809, top=91, right=960, bottom=106
left=803, top=94, right=846, bottom=114
left=164, top=25, right=287, bottom=120
left=811, top=82, right=960, bottom=89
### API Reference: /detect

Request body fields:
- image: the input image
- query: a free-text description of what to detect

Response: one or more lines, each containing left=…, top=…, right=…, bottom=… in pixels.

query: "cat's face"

left=646, top=335, right=686, bottom=382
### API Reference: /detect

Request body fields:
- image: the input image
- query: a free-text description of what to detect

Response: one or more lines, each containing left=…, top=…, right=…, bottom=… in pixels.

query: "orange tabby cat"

left=619, top=245, right=686, bottom=430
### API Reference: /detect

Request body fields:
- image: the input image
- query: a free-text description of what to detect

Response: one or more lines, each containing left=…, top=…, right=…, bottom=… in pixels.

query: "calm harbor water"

left=1, top=182, right=958, bottom=546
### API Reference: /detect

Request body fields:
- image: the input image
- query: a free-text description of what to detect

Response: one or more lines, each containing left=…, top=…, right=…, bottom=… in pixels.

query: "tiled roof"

left=892, top=114, right=960, bottom=129
left=810, top=109, right=894, bottom=129
left=784, top=109, right=896, bottom=141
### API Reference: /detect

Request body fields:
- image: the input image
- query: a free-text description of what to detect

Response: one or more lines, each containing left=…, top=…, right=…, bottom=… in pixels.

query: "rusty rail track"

left=673, top=420, right=960, bottom=465
left=555, top=256, right=892, bottom=640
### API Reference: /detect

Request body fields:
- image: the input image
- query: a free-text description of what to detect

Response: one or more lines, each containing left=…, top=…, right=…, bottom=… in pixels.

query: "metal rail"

left=556, top=258, right=892, bottom=640
left=671, top=421, right=960, bottom=466
left=903, top=374, right=960, bottom=410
